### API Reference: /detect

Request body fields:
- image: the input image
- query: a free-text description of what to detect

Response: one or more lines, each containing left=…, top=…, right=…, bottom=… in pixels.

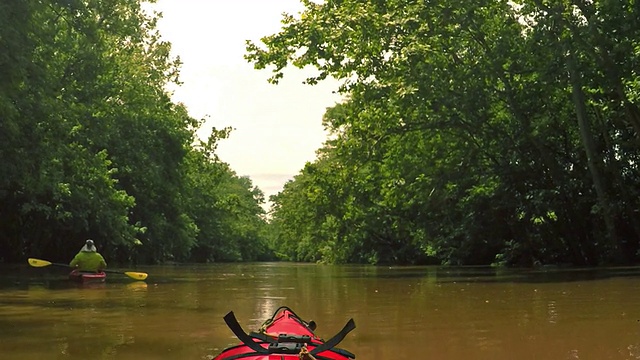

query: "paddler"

left=69, top=239, right=107, bottom=272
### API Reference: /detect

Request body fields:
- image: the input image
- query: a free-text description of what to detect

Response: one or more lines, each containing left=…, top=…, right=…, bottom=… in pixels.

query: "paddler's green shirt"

left=70, top=252, right=107, bottom=272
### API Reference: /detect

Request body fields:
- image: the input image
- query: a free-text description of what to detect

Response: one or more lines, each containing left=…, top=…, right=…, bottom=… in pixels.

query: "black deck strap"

left=309, top=318, right=356, bottom=356
left=223, top=311, right=269, bottom=354
left=221, top=351, right=334, bottom=360
left=278, top=334, right=312, bottom=343
left=249, top=332, right=312, bottom=344
left=248, top=331, right=270, bottom=342
left=268, top=341, right=304, bottom=354
left=331, top=347, right=356, bottom=359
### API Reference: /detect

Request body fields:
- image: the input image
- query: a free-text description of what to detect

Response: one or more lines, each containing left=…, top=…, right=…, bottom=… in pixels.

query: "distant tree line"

left=0, top=0, right=271, bottom=264
left=4, top=0, right=639, bottom=268
left=250, top=0, right=640, bottom=266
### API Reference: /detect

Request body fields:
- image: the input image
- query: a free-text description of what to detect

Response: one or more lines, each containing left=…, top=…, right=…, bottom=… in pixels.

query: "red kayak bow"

left=214, top=306, right=356, bottom=360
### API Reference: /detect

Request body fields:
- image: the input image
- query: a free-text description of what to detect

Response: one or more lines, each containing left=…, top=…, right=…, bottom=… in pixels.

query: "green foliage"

left=0, top=0, right=269, bottom=264
left=254, top=0, right=640, bottom=266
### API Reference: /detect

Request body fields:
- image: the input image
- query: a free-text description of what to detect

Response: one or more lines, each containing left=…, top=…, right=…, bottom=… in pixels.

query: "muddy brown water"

left=1, top=263, right=639, bottom=360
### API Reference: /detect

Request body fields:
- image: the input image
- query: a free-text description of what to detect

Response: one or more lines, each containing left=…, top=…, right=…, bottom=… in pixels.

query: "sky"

left=146, top=0, right=342, bottom=204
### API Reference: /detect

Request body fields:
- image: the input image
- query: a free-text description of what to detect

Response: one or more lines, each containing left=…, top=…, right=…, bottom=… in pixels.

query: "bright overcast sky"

left=145, top=0, right=342, bottom=202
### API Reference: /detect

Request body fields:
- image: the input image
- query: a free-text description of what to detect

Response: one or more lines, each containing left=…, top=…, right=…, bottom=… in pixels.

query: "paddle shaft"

left=47, top=261, right=109, bottom=273
left=28, top=258, right=147, bottom=280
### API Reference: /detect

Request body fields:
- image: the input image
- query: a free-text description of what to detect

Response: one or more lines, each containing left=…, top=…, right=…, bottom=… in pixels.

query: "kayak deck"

left=214, top=306, right=355, bottom=360
left=68, top=269, right=106, bottom=283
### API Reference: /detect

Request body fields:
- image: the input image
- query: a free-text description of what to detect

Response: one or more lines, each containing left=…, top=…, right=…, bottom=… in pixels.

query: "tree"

left=251, top=0, right=640, bottom=266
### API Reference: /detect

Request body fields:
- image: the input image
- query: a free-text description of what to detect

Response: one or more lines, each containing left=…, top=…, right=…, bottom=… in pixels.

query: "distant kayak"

left=214, top=306, right=356, bottom=360
left=68, top=269, right=106, bottom=283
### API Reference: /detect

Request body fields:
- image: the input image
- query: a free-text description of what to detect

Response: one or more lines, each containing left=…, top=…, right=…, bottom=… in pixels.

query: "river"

left=1, top=262, right=639, bottom=359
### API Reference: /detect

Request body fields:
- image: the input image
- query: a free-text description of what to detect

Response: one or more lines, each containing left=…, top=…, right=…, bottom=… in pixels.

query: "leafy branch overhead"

left=250, top=0, right=640, bottom=266
left=0, top=0, right=269, bottom=264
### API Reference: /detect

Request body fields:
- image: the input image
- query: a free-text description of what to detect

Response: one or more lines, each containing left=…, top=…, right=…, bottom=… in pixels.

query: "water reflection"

left=2, top=263, right=640, bottom=360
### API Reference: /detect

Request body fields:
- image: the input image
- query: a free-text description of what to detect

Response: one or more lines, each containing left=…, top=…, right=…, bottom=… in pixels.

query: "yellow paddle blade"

left=28, top=258, right=52, bottom=267
left=124, top=271, right=148, bottom=281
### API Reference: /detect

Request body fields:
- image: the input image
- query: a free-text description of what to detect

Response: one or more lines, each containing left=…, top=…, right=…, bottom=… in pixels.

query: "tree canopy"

left=4, top=0, right=639, bottom=267
left=250, top=0, right=640, bottom=266
left=0, top=0, right=270, bottom=264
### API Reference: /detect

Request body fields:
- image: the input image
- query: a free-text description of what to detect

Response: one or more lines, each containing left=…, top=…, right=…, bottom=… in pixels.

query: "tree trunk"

left=566, top=46, right=624, bottom=264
